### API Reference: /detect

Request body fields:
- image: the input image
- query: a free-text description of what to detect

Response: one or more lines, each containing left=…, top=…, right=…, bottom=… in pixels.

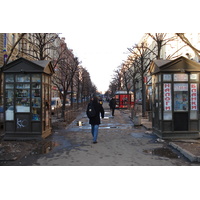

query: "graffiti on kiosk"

left=17, top=118, right=28, bottom=129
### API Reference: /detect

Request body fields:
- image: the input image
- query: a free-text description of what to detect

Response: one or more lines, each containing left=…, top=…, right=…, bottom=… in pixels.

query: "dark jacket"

left=87, top=100, right=104, bottom=125
left=109, top=98, right=116, bottom=109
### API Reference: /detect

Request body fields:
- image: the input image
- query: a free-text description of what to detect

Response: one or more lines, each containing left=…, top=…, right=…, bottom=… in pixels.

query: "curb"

left=169, top=142, right=200, bottom=162
left=142, top=124, right=152, bottom=130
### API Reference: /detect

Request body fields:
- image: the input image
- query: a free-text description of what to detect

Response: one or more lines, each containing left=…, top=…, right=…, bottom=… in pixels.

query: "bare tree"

left=128, top=42, right=153, bottom=117
left=123, top=56, right=139, bottom=105
left=80, top=68, right=90, bottom=100
left=52, top=51, right=80, bottom=118
left=109, top=67, right=123, bottom=96
left=109, top=78, right=118, bottom=97
left=20, top=33, right=59, bottom=60
left=176, top=33, right=200, bottom=60
left=147, top=33, right=177, bottom=59
left=121, top=64, right=132, bottom=94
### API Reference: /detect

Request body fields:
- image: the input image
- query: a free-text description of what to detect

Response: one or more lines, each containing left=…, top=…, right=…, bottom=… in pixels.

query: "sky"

left=61, top=31, right=143, bottom=93
left=60, top=1, right=145, bottom=93
left=57, top=0, right=199, bottom=94
left=6, top=0, right=199, bottom=93
left=56, top=0, right=199, bottom=93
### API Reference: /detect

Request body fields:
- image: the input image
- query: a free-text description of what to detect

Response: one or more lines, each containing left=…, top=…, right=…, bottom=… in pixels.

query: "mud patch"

left=144, top=147, right=179, bottom=159
left=0, top=141, right=36, bottom=162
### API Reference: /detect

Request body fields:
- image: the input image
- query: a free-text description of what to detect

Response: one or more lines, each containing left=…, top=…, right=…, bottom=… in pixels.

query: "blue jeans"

left=91, top=125, right=99, bottom=142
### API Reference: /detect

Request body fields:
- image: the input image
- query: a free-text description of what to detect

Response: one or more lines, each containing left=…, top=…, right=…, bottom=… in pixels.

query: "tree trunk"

left=142, top=80, right=146, bottom=117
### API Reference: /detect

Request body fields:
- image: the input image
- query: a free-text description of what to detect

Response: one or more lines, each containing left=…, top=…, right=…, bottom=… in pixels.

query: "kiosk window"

left=174, top=74, right=188, bottom=82
left=16, top=74, right=30, bottom=82
left=5, top=74, right=14, bottom=82
left=5, top=84, right=14, bottom=120
left=163, top=74, right=172, bottom=81
left=174, top=83, right=188, bottom=111
left=190, top=74, right=198, bottom=81
left=32, top=74, right=41, bottom=82
left=16, top=84, right=30, bottom=112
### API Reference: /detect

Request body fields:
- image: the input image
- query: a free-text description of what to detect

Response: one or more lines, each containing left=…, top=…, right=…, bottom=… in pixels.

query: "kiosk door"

left=173, top=83, right=189, bottom=131
left=174, top=112, right=188, bottom=131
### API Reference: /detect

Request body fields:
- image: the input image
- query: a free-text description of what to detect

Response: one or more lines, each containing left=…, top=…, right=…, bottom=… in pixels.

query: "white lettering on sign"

left=163, top=83, right=171, bottom=111
left=190, top=84, right=198, bottom=110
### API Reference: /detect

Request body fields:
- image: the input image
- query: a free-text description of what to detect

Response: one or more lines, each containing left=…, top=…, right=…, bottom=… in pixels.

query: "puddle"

left=32, top=141, right=59, bottom=155
left=72, top=125, right=131, bottom=130
left=144, top=147, right=179, bottom=159
left=131, top=133, right=144, bottom=138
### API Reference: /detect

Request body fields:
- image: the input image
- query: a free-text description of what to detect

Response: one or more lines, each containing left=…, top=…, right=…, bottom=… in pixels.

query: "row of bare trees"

left=2, top=33, right=96, bottom=119
left=109, top=33, right=200, bottom=117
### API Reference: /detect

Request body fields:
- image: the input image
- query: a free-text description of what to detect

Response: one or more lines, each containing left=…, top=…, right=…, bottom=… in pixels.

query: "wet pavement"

left=1, top=103, right=200, bottom=166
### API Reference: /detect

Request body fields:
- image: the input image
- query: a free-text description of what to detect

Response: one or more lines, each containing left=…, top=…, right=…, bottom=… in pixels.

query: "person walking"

left=86, top=96, right=104, bottom=144
left=109, top=97, right=116, bottom=116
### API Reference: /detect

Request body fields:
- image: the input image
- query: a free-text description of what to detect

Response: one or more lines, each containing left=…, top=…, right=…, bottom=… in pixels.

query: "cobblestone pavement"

left=1, top=103, right=200, bottom=166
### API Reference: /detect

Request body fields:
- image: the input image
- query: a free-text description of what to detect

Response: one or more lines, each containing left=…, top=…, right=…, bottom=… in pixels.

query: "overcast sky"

left=61, top=31, right=143, bottom=93
left=57, top=0, right=199, bottom=93
left=6, top=0, right=198, bottom=93
left=60, top=1, right=145, bottom=93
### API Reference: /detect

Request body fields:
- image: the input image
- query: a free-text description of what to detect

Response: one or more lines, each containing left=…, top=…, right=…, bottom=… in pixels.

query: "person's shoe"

left=93, top=141, right=97, bottom=144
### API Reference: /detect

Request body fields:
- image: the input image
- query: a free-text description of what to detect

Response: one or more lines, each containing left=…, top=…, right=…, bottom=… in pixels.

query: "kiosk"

left=150, top=56, right=200, bottom=139
left=115, top=91, right=134, bottom=109
left=2, top=57, right=54, bottom=140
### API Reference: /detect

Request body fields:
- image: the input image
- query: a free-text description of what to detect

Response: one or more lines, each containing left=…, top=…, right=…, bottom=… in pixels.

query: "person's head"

left=93, top=96, right=99, bottom=103
left=90, top=97, right=94, bottom=102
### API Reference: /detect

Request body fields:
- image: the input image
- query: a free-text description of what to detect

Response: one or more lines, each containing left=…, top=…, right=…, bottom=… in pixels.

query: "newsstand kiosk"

left=150, top=56, right=200, bottom=139
left=2, top=57, right=54, bottom=140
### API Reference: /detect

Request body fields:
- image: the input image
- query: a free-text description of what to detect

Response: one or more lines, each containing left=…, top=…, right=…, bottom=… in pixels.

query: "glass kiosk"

left=2, top=58, right=54, bottom=140
left=150, top=56, right=200, bottom=139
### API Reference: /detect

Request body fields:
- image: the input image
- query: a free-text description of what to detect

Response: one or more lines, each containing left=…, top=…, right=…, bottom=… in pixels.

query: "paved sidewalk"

left=28, top=104, right=199, bottom=166
left=140, top=115, right=200, bottom=163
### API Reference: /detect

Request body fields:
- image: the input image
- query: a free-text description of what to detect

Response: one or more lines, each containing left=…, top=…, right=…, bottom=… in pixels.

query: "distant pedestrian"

left=86, top=96, right=104, bottom=144
left=109, top=97, right=116, bottom=116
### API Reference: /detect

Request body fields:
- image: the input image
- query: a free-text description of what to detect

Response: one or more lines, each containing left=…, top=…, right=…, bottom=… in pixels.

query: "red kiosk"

left=115, top=91, right=134, bottom=109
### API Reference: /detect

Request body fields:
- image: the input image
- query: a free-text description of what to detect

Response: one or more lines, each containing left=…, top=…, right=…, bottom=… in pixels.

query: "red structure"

left=115, top=91, right=134, bottom=109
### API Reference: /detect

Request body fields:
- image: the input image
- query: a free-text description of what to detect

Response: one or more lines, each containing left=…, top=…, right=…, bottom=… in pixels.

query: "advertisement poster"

left=190, top=83, right=197, bottom=110
left=163, top=83, right=171, bottom=111
left=174, top=83, right=188, bottom=111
